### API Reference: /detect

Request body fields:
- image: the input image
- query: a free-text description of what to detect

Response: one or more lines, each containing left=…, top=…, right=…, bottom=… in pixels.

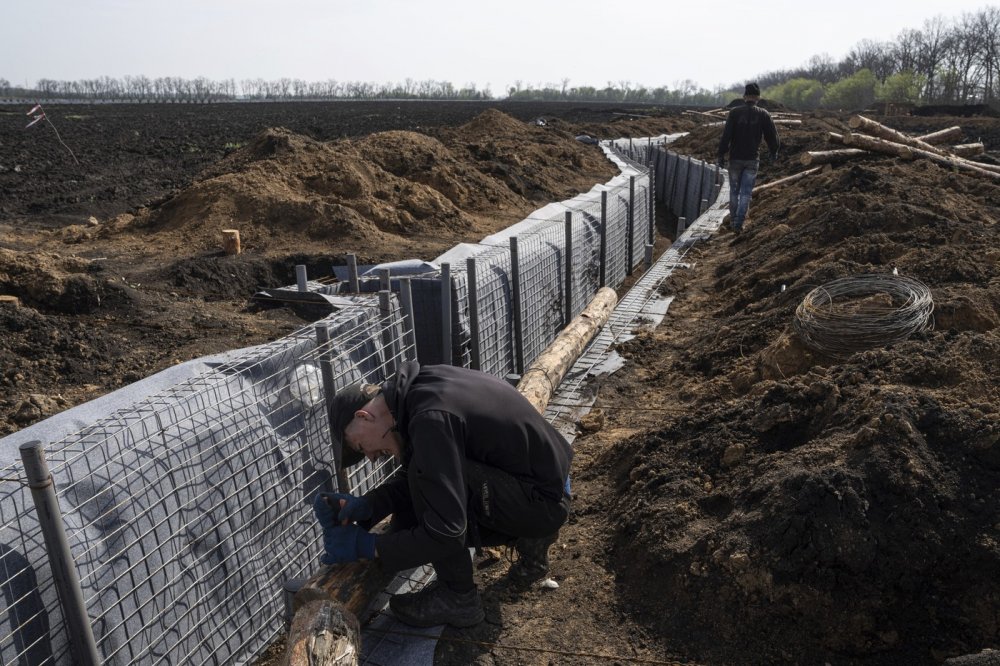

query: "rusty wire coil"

left=793, top=274, right=934, bottom=357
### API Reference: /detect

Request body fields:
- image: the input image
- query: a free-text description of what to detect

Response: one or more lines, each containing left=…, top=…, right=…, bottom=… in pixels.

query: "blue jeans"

left=727, top=159, right=759, bottom=229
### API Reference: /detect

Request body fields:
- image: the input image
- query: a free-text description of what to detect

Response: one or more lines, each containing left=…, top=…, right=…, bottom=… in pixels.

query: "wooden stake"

left=222, top=229, right=241, bottom=255
left=753, top=167, right=823, bottom=193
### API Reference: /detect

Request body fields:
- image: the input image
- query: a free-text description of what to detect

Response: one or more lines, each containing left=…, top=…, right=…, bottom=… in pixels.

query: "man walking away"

left=717, top=82, right=780, bottom=233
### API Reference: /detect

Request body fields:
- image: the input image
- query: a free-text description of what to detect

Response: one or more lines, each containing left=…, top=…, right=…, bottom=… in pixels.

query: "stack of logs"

left=684, top=107, right=803, bottom=128
left=801, top=115, right=1000, bottom=182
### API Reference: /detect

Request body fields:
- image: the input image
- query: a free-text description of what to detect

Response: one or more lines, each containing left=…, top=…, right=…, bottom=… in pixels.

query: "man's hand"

left=321, top=524, right=377, bottom=565
left=313, top=492, right=373, bottom=527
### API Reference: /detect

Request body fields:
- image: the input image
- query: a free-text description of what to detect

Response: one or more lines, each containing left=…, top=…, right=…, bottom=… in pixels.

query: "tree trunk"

left=800, top=149, right=867, bottom=166
left=284, top=599, right=361, bottom=666
left=827, top=132, right=847, bottom=145
left=517, top=287, right=618, bottom=414
left=848, top=115, right=947, bottom=156
left=915, top=126, right=963, bottom=145
left=753, top=167, right=823, bottom=193
left=950, top=142, right=985, bottom=157
left=842, top=132, right=915, bottom=159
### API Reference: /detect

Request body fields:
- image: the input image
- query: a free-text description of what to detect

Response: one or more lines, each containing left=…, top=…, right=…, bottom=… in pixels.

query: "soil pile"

left=590, top=119, right=1000, bottom=664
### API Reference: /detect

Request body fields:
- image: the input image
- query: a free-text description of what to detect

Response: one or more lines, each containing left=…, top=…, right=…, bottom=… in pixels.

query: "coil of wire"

left=793, top=274, right=934, bottom=357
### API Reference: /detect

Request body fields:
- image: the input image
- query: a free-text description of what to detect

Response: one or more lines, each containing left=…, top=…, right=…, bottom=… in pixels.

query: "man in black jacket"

left=313, top=361, right=573, bottom=628
left=717, top=82, right=780, bottom=233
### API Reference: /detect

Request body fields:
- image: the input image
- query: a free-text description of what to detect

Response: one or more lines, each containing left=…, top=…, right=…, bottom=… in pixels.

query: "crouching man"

left=313, top=360, right=572, bottom=628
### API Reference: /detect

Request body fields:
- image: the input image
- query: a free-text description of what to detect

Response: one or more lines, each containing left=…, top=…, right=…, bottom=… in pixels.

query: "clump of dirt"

left=587, top=117, right=1000, bottom=664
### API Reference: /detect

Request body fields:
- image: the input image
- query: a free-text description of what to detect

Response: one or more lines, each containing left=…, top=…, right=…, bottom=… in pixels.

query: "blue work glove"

left=321, top=524, right=376, bottom=565
left=313, top=492, right=373, bottom=527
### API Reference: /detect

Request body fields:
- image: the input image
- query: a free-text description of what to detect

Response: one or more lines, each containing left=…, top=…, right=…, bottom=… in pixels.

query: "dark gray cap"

left=329, top=383, right=380, bottom=468
left=744, top=82, right=761, bottom=97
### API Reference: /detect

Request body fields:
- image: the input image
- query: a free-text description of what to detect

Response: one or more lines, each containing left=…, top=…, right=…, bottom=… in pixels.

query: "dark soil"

left=3, top=101, right=1000, bottom=665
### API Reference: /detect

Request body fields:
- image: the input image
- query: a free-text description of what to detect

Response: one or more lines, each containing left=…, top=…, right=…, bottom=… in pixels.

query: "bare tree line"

left=2, top=6, right=998, bottom=107
left=0, top=76, right=491, bottom=102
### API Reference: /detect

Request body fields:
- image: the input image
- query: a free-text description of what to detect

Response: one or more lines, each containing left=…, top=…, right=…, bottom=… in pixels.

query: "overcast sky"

left=2, top=0, right=995, bottom=95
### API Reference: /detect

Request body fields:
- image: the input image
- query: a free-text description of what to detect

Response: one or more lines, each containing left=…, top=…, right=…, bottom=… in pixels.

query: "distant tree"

left=822, top=68, right=877, bottom=109
left=765, top=78, right=825, bottom=109
left=877, top=70, right=926, bottom=103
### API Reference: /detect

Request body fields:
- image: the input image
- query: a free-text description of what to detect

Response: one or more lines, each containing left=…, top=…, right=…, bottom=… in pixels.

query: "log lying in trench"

left=284, top=286, right=619, bottom=664
left=842, top=131, right=915, bottom=159
left=914, top=125, right=963, bottom=145
left=950, top=142, right=986, bottom=157
left=517, top=287, right=618, bottom=414
left=800, top=149, right=868, bottom=166
left=753, top=166, right=823, bottom=193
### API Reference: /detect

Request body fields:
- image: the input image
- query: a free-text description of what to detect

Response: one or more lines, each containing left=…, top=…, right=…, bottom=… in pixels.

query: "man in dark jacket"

left=717, top=82, right=780, bottom=233
left=313, top=361, right=573, bottom=628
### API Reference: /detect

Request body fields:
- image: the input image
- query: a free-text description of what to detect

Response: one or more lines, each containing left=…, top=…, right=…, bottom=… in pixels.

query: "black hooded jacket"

left=718, top=102, right=780, bottom=162
left=365, top=361, right=573, bottom=572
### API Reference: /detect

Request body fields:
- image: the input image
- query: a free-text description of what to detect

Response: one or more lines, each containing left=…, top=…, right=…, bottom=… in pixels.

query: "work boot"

left=389, top=580, right=485, bottom=628
left=507, top=533, right=558, bottom=584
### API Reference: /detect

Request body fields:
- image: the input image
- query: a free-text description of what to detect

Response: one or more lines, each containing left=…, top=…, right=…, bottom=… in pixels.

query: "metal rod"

left=627, top=175, right=636, bottom=274
left=379, top=290, right=398, bottom=376
left=648, top=162, right=656, bottom=245
left=599, top=190, right=608, bottom=288
left=398, top=277, right=418, bottom=362
left=466, top=257, right=481, bottom=371
left=295, top=264, right=308, bottom=292
left=18, top=441, right=102, bottom=666
left=346, top=253, right=360, bottom=293
left=314, top=326, right=350, bottom=492
left=440, top=262, right=452, bottom=365
left=564, top=211, right=573, bottom=326
left=510, top=237, right=524, bottom=374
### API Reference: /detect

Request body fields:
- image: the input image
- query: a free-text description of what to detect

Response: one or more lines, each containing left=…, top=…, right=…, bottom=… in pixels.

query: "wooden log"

left=848, top=115, right=947, bottom=156
left=950, top=142, right=985, bottom=157
left=842, top=132, right=915, bottom=159
left=827, top=132, right=847, bottom=145
left=753, top=167, right=823, bottom=193
left=284, top=599, right=360, bottom=666
left=684, top=109, right=728, bottom=120
left=222, top=229, right=241, bottom=255
left=0, top=295, right=19, bottom=308
left=517, top=287, right=618, bottom=414
left=915, top=126, right=962, bottom=145
left=800, top=149, right=867, bottom=166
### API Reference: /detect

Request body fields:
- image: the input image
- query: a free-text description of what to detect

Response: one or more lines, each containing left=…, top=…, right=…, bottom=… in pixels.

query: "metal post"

left=440, top=262, right=452, bottom=365
left=599, top=191, right=608, bottom=288
left=510, top=237, right=524, bottom=374
left=644, top=243, right=654, bottom=268
left=379, top=290, right=398, bottom=376
left=678, top=216, right=687, bottom=236
left=467, top=257, right=481, bottom=371
left=648, top=161, right=656, bottom=245
left=564, top=211, right=573, bottom=326
left=19, top=441, right=102, bottom=666
left=627, top=175, right=636, bottom=274
left=346, top=254, right=360, bottom=293
left=399, top=277, right=418, bottom=362
left=701, top=198, right=709, bottom=215
left=377, top=268, right=391, bottom=293
left=295, top=264, right=308, bottom=292
left=314, top=325, right=350, bottom=492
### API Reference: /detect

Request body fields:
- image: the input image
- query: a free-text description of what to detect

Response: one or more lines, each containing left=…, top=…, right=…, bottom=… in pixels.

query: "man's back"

left=719, top=102, right=779, bottom=161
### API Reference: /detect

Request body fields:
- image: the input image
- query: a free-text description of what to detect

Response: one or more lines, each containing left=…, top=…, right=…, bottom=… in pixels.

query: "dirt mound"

left=594, top=131, right=1000, bottom=663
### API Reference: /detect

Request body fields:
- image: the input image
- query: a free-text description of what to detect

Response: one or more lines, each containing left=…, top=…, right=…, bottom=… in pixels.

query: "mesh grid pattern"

left=0, top=299, right=412, bottom=665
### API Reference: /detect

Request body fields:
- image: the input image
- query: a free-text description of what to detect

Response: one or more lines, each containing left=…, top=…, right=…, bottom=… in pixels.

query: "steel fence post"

left=627, top=175, right=636, bottom=274
left=564, top=211, right=573, bottom=326
left=18, top=441, right=102, bottom=666
left=379, top=290, right=397, bottom=376
left=645, top=243, right=654, bottom=268
left=295, top=264, right=308, bottom=292
left=466, top=257, right=481, bottom=371
left=599, top=191, right=608, bottom=288
left=346, top=254, right=360, bottom=293
left=314, top=324, right=350, bottom=492
left=399, top=277, right=418, bottom=362
left=377, top=268, right=391, bottom=293
left=648, top=161, right=655, bottom=245
left=440, top=262, right=452, bottom=365
left=510, top=237, right=524, bottom=375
